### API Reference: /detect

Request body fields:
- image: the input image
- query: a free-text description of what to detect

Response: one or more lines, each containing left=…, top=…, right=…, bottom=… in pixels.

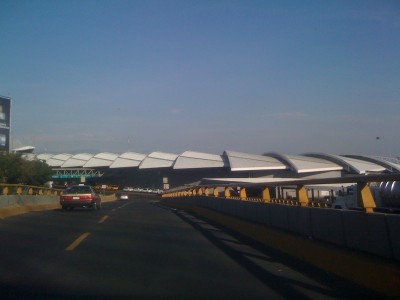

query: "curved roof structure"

left=268, top=153, right=343, bottom=173
left=62, top=153, right=94, bottom=168
left=110, top=152, right=147, bottom=169
left=174, top=151, right=228, bottom=169
left=139, top=152, right=179, bottom=169
left=224, top=151, right=286, bottom=171
left=46, top=154, right=73, bottom=167
left=342, top=155, right=400, bottom=172
left=36, top=153, right=56, bottom=161
left=84, top=153, right=119, bottom=168
left=24, top=150, right=400, bottom=177
left=12, top=146, right=35, bottom=153
left=304, top=153, right=386, bottom=174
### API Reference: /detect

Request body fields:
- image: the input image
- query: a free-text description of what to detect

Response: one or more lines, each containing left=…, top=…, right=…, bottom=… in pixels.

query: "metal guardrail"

left=162, top=191, right=331, bottom=207
left=0, top=184, right=64, bottom=196
left=162, top=173, right=400, bottom=213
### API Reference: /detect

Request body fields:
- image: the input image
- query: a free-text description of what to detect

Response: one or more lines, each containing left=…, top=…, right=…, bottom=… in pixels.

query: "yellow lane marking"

left=98, top=215, right=109, bottom=224
left=65, top=232, right=91, bottom=251
left=111, top=203, right=130, bottom=211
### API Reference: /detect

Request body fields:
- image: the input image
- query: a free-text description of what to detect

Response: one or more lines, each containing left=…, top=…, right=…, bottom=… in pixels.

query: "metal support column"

left=262, top=187, right=271, bottom=202
left=357, top=182, right=377, bottom=213
left=297, top=185, right=309, bottom=206
left=240, top=187, right=247, bottom=200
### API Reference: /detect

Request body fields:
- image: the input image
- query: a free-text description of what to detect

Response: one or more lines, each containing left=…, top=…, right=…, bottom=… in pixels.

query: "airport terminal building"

left=21, top=150, right=400, bottom=191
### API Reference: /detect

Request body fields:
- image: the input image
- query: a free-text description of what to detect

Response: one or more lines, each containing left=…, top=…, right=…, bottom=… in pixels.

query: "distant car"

left=60, top=185, right=101, bottom=211
left=120, top=194, right=129, bottom=200
left=123, top=187, right=134, bottom=192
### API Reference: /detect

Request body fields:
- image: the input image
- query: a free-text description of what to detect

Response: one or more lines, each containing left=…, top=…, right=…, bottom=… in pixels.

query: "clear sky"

left=1, top=0, right=399, bottom=157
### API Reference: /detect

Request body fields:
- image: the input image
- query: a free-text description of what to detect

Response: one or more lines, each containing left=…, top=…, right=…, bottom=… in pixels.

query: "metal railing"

left=162, top=173, right=400, bottom=213
left=0, top=184, right=64, bottom=196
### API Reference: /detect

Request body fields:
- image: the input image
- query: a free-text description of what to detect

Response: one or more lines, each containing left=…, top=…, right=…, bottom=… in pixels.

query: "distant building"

left=0, top=95, right=11, bottom=153
left=12, top=146, right=35, bottom=154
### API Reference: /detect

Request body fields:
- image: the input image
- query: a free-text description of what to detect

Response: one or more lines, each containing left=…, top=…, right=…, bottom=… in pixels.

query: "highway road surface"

left=0, top=196, right=381, bottom=299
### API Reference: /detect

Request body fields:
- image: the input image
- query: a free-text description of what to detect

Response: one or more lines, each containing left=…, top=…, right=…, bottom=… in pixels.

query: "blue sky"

left=1, top=0, right=399, bottom=157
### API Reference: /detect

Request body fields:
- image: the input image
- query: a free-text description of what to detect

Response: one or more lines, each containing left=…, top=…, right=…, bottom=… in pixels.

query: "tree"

left=0, top=153, right=52, bottom=185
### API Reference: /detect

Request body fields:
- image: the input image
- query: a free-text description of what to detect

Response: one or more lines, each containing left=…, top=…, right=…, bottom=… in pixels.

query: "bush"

left=0, top=153, right=53, bottom=186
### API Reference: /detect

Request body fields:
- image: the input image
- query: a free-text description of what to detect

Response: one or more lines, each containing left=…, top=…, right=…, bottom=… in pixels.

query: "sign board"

left=0, top=96, right=11, bottom=152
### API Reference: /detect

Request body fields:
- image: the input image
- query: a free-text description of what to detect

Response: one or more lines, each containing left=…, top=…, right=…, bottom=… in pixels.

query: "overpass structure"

left=51, top=168, right=103, bottom=179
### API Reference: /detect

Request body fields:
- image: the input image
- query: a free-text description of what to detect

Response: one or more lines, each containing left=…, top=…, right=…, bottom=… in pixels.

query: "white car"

left=119, top=194, right=129, bottom=200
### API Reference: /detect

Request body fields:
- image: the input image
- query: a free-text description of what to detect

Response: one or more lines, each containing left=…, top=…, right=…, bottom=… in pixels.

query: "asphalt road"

left=0, top=196, right=381, bottom=299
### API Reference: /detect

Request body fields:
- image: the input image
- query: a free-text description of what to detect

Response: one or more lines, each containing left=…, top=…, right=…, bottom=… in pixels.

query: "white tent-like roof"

left=224, top=150, right=287, bottom=171
left=173, top=151, right=228, bottom=169
left=139, top=152, right=178, bottom=169
left=305, top=153, right=386, bottom=174
left=342, top=155, right=400, bottom=173
left=36, top=153, right=55, bottom=161
left=84, top=153, right=119, bottom=168
left=110, top=152, right=147, bottom=169
left=27, top=149, right=399, bottom=179
left=61, top=153, right=94, bottom=168
left=268, top=153, right=343, bottom=173
left=46, top=153, right=73, bottom=167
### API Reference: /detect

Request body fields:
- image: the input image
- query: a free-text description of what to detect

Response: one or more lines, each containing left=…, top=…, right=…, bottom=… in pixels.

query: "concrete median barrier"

left=342, top=210, right=392, bottom=259
left=0, top=195, right=61, bottom=218
left=0, top=194, right=117, bottom=219
left=310, top=208, right=346, bottom=246
left=386, top=214, right=400, bottom=260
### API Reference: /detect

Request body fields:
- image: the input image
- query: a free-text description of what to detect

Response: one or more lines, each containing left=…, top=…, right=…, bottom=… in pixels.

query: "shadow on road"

left=169, top=207, right=384, bottom=300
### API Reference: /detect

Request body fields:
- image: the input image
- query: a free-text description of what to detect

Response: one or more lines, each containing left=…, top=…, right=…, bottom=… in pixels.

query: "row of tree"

left=0, top=153, right=53, bottom=186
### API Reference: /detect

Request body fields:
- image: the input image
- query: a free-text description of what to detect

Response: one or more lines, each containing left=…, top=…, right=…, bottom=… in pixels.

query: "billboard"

left=0, top=96, right=11, bottom=152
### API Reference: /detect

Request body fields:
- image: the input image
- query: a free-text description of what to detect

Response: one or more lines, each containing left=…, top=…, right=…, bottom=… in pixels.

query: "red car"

left=60, top=185, right=102, bottom=211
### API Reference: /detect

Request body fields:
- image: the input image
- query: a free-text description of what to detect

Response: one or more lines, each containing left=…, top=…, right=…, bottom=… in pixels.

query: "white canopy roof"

left=139, top=152, right=178, bottom=169
left=61, top=153, right=94, bottom=168
left=46, top=153, right=73, bottom=167
left=110, top=152, right=147, bottom=168
left=268, top=153, right=343, bottom=173
left=173, top=151, right=228, bottom=169
left=84, top=152, right=119, bottom=168
left=305, top=153, right=386, bottom=174
left=29, top=149, right=398, bottom=176
left=224, top=150, right=286, bottom=171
